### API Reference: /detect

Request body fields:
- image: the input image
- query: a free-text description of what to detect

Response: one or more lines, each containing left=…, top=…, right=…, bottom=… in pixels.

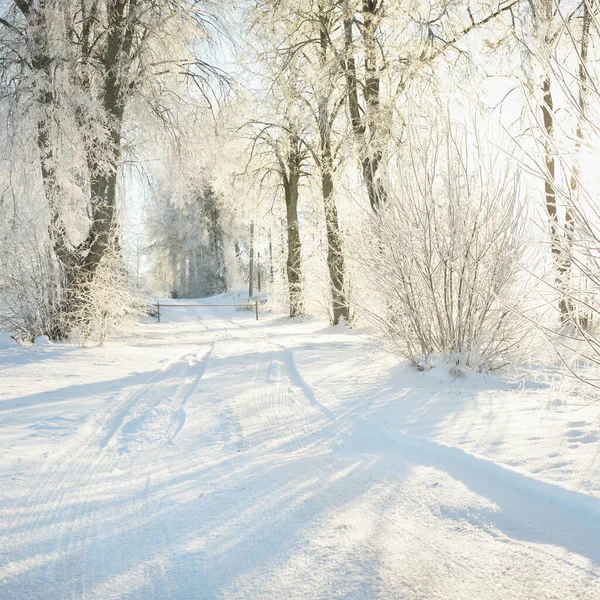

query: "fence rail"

left=154, top=300, right=260, bottom=323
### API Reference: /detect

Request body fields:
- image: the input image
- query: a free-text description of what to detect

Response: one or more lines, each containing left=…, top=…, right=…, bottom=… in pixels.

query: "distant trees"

left=148, top=182, right=229, bottom=298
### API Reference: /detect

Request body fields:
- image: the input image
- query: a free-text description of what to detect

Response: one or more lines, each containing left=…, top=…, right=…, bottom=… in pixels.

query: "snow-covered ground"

left=1, top=296, right=600, bottom=599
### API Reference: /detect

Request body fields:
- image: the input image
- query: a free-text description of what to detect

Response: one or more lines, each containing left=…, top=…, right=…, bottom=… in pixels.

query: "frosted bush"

left=359, top=124, right=528, bottom=371
left=68, top=252, right=145, bottom=345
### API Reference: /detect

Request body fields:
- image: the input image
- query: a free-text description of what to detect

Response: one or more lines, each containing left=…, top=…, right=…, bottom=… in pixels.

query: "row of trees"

left=239, top=0, right=525, bottom=325
left=3, top=0, right=600, bottom=376
left=230, top=0, right=600, bottom=369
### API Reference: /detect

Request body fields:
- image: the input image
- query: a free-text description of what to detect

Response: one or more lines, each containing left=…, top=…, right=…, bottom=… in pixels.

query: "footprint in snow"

left=566, top=424, right=599, bottom=445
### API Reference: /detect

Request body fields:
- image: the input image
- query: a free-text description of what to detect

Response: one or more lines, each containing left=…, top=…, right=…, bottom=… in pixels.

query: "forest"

left=0, top=0, right=598, bottom=375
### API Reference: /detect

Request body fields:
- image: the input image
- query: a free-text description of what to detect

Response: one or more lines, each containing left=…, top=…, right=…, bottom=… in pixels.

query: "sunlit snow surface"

left=1, top=295, right=599, bottom=599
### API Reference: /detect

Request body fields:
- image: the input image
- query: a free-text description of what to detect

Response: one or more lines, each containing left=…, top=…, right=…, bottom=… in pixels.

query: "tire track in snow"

left=262, top=349, right=315, bottom=452
left=0, top=345, right=214, bottom=593
left=251, top=344, right=335, bottom=453
left=1, top=357, right=188, bottom=545
left=104, top=344, right=214, bottom=452
left=43, top=344, right=215, bottom=595
left=281, top=349, right=335, bottom=422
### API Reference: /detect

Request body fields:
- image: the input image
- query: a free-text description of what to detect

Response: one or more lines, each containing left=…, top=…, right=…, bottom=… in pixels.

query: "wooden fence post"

left=157, top=302, right=161, bottom=323
left=255, top=299, right=259, bottom=321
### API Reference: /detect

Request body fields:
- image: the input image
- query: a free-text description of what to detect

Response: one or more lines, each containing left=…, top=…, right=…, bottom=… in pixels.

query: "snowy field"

left=1, top=297, right=600, bottom=599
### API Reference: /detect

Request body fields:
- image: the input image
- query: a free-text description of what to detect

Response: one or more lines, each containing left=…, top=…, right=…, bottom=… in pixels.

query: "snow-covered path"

left=2, top=300, right=600, bottom=599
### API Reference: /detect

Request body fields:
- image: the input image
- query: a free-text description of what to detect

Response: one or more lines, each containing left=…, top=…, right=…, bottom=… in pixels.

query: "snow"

left=0, top=333, right=16, bottom=349
left=33, top=335, right=52, bottom=346
left=1, top=296, right=600, bottom=599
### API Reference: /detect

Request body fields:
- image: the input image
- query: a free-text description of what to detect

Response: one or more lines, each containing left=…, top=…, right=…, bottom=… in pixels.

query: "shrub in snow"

left=67, top=251, right=145, bottom=345
left=0, top=222, right=142, bottom=344
left=0, top=234, right=65, bottom=342
left=359, top=123, right=528, bottom=372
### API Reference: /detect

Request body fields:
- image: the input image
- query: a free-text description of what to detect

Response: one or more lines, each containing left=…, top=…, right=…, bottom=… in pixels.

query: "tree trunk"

left=343, top=1, right=387, bottom=211
left=283, top=149, right=304, bottom=317
left=318, top=104, right=349, bottom=324
left=249, top=221, right=255, bottom=298
left=268, top=230, right=274, bottom=285
left=539, top=0, right=575, bottom=322
left=188, top=249, right=196, bottom=297
left=181, top=252, right=189, bottom=297
left=208, top=198, right=227, bottom=293
left=542, top=70, right=572, bottom=319
left=321, top=160, right=349, bottom=324
left=567, top=0, right=592, bottom=326
left=317, top=5, right=349, bottom=325
left=80, top=0, right=133, bottom=279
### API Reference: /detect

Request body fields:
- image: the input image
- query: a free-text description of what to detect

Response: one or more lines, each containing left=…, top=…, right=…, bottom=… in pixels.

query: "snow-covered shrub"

left=67, top=252, right=145, bottom=345
left=0, top=220, right=143, bottom=344
left=0, top=233, right=65, bottom=342
left=359, top=124, right=528, bottom=371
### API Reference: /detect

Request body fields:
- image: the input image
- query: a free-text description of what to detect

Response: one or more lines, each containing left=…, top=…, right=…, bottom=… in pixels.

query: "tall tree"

left=252, top=122, right=307, bottom=317
left=315, top=1, right=350, bottom=323
left=250, top=0, right=350, bottom=323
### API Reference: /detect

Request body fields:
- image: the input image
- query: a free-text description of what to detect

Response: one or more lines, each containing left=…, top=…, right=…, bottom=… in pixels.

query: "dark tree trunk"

left=249, top=221, right=255, bottom=298
left=268, top=230, right=274, bottom=285
left=282, top=140, right=304, bottom=317
left=320, top=160, right=348, bottom=324
left=208, top=198, right=227, bottom=294
left=80, top=0, right=133, bottom=278
left=343, top=1, right=387, bottom=212
left=188, top=249, right=196, bottom=297
left=318, top=5, right=349, bottom=325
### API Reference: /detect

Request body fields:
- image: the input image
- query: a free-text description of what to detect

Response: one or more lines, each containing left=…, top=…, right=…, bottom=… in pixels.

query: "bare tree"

left=340, top=0, right=521, bottom=213
left=256, top=123, right=308, bottom=317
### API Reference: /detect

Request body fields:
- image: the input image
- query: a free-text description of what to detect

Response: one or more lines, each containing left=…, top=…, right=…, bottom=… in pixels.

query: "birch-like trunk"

left=540, top=0, right=573, bottom=321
